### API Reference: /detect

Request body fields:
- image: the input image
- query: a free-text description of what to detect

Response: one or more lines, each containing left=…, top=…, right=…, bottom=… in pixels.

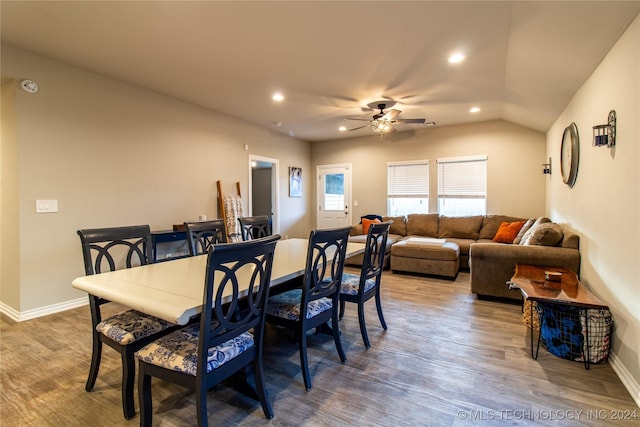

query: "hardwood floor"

left=1, top=269, right=637, bottom=426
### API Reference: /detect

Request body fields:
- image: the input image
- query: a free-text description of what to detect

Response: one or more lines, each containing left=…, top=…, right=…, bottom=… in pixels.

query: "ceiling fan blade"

left=345, top=118, right=371, bottom=121
left=395, top=118, right=427, bottom=124
left=385, top=109, right=402, bottom=120
left=348, top=124, right=370, bottom=131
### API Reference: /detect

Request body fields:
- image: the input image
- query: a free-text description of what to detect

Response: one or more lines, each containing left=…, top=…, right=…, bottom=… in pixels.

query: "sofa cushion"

left=513, top=218, right=535, bottom=245
left=523, top=222, right=564, bottom=246
left=478, top=215, right=526, bottom=240
left=406, top=214, right=439, bottom=237
left=492, top=221, right=526, bottom=244
left=438, top=215, right=483, bottom=240
left=383, top=216, right=407, bottom=236
left=518, top=217, right=551, bottom=245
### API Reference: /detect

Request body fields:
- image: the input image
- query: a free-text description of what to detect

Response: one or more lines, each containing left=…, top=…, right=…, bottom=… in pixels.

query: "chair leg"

left=85, top=333, right=102, bottom=392
left=298, top=330, right=312, bottom=391
left=338, top=300, right=346, bottom=320
left=121, top=347, right=136, bottom=419
left=254, top=358, right=274, bottom=419
left=375, top=291, right=387, bottom=330
left=195, top=383, right=208, bottom=427
left=138, top=364, right=152, bottom=427
left=357, top=302, right=371, bottom=349
left=332, top=311, right=347, bottom=363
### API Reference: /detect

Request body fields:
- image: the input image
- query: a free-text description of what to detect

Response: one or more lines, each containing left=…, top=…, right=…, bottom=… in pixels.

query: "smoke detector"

left=20, top=80, right=39, bottom=93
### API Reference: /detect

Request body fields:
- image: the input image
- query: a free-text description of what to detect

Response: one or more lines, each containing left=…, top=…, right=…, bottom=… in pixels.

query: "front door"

left=317, top=164, right=352, bottom=229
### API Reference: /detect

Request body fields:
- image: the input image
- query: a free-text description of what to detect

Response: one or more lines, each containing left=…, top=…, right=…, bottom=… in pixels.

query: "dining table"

left=72, top=238, right=365, bottom=325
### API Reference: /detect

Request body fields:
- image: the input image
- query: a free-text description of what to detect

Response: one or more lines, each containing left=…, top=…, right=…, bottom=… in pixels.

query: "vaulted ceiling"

left=2, top=1, right=639, bottom=141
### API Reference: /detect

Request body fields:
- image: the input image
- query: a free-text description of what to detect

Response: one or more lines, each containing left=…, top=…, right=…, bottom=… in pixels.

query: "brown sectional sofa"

left=347, top=214, right=581, bottom=301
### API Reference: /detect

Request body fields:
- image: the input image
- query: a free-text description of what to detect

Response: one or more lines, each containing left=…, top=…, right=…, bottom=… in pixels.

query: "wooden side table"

left=507, top=264, right=609, bottom=369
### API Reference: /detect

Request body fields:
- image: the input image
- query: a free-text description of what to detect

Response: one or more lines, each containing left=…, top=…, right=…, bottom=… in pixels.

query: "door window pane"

left=324, top=173, right=344, bottom=210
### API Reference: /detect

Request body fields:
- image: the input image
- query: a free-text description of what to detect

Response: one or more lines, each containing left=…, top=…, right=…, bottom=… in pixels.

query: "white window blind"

left=437, top=155, right=487, bottom=216
left=387, top=161, right=429, bottom=216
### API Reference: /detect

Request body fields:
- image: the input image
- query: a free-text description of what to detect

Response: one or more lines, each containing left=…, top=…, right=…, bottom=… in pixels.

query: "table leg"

left=530, top=303, right=541, bottom=360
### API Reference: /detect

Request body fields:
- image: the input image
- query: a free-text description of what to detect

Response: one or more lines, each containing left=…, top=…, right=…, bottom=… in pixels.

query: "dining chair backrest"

left=359, top=221, right=392, bottom=286
left=301, top=226, right=352, bottom=314
left=78, top=225, right=154, bottom=276
left=184, top=220, right=228, bottom=256
left=238, top=215, right=272, bottom=241
left=197, top=234, right=280, bottom=382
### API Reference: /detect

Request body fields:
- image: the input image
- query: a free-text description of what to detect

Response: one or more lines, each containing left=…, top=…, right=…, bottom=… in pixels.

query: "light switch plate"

left=35, top=199, right=59, bottom=213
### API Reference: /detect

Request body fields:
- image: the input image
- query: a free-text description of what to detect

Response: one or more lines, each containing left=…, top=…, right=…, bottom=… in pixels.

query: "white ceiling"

left=2, top=1, right=639, bottom=141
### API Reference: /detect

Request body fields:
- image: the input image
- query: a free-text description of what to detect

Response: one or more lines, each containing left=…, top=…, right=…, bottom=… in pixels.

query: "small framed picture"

left=289, top=167, right=302, bottom=197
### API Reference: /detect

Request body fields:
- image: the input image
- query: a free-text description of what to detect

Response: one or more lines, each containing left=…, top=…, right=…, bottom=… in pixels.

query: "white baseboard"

left=0, top=297, right=88, bottom=322
left=609, top=351, right=640, bottom=408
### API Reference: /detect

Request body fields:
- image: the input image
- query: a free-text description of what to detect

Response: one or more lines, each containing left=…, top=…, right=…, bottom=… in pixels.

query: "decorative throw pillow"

left=360, top=214, right=383, bottom=224
left=523, top=222, right=564, bottom=246
left=362, top=218, right=381, bottom=235
left=492, top=221, right=526, bottom=244
left=518, top=217, right=551, bottom=246
left=513, top=219, right=535, bottom=245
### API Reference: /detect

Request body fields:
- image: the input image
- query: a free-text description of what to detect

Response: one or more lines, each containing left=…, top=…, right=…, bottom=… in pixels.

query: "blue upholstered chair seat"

left=135, top=323, right=254, bottom=376
left=340, top=273, right=375, bottom=296
left=96, top=310, right=174, bottom=345
left=266, top=289, right=332, bottom=321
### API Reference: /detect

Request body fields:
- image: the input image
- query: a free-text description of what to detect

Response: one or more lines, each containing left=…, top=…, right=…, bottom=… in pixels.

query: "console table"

left=507, top=264, right=609, bottom=369
left=151, top=229, right=188, bottom=262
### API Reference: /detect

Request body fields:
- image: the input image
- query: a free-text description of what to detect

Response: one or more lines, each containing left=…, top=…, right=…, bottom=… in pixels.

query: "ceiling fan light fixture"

left=371, top=119, right=392, bottom=133
left=272, top=92, right=284, bottom=102
left=469, top=106, right=481, bottom=113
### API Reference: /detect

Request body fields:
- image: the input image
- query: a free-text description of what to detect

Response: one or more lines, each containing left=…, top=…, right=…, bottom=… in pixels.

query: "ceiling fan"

left=345, top=100, right=436, bottom=134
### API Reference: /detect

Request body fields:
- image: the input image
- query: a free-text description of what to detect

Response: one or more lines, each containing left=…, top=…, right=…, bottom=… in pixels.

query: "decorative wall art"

left=289, top=167, right=302, bottom=197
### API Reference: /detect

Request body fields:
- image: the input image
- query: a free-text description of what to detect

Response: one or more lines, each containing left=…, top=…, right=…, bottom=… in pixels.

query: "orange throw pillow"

left=492, top=221, right=526, bottom=244
left=362, top=218, right=381, bottom=235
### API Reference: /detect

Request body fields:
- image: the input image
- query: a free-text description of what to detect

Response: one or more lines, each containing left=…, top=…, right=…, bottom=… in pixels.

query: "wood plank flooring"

left=1, top=269, right=637, bottom=426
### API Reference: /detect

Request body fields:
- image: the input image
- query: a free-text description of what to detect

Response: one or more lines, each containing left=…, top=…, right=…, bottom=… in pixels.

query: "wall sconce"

left=542, top=157, right=552, bottom=175
left=593, top=110, right=616, bottom=147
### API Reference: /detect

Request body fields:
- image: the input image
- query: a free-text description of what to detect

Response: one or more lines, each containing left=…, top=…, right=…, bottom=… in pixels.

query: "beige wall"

left=1, top=79, right=20, bottom=310
left=1, top=44, right=312, bottom=314
left=546, top=15, right=639, bottom=399
left=311, top=119, right=546, bottom=224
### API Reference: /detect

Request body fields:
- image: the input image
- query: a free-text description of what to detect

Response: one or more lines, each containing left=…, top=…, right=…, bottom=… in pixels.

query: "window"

left=437, top=155, right=487, bottom=216
left=387, top=161, right=429, bottom=216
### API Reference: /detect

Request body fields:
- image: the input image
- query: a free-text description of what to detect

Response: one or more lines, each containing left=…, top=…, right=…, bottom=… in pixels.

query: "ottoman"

left=391, top=238, right=460, bottom=278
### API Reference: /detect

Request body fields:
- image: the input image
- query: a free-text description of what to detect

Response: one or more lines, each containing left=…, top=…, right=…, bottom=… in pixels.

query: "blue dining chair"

left=184, top=219, right=227, bottom=256
left=77, top=225, right=178, bottom=419
left=265, top=226, right=351, bottom=391
left=339, top=221, right=391, bottom=348
left=136, top=235, right=280, bottom=427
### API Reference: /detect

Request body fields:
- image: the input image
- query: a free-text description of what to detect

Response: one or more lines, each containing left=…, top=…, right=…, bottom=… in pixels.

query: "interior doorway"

left=248, top=155, right=279, bottom=234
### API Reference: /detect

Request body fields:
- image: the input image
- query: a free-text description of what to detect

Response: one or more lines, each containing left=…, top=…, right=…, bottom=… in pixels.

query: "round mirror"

left=560, top=123, right=579, bottom=187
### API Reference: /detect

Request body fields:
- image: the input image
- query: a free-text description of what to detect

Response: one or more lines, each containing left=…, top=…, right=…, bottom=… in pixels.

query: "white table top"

left=72, top=238, right=364, bottom=325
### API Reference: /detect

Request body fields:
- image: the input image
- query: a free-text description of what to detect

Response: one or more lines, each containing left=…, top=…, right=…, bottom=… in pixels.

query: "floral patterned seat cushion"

left=266, top=289, right=332, bottom=321
left=96, top=310, right=174, bottom=345
left=135, top=324, right=254, bottom=376
left=340, top=273, right=375, bottom=296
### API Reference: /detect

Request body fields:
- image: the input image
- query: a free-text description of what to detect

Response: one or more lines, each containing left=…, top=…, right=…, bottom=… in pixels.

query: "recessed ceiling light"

left=272, top=93, right=284, bottom=102
left=470, top=107, right=481, bottom=113
left=338, top=126, right=347, bottom=132
left=448, top=52, right=465, bottom=64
